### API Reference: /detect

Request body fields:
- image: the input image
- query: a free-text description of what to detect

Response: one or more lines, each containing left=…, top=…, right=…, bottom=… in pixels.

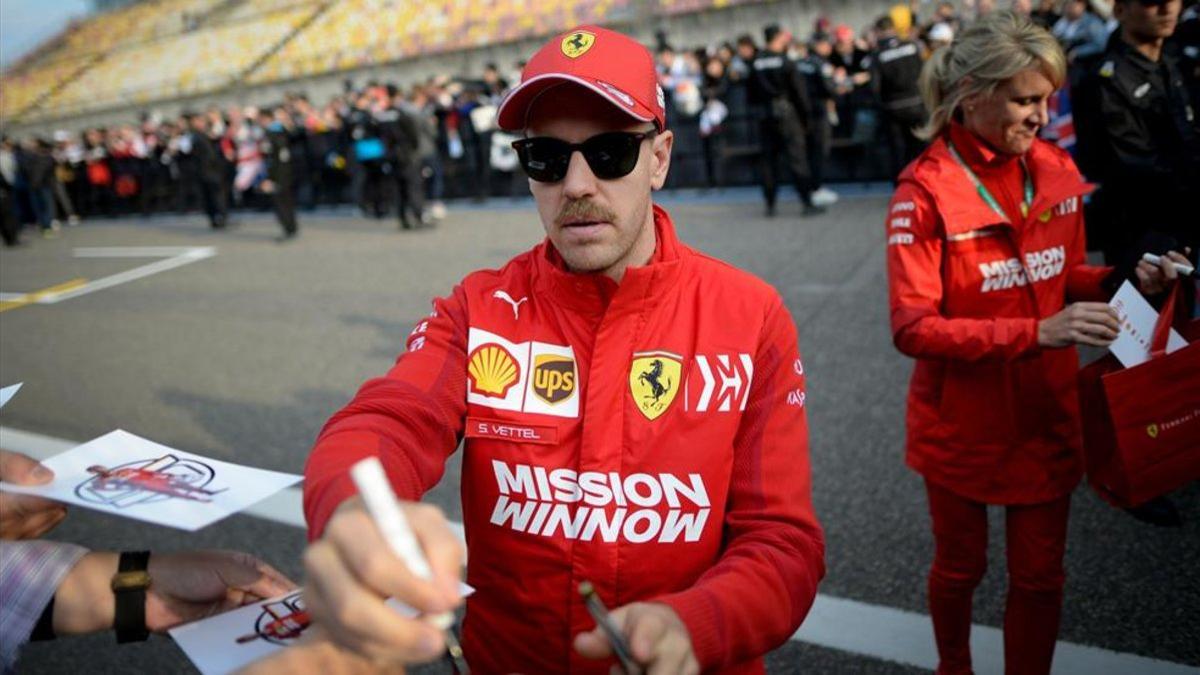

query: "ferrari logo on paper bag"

left=629, top=351, right=682, bottom=420
left=561, top=31, right=596, bottom=59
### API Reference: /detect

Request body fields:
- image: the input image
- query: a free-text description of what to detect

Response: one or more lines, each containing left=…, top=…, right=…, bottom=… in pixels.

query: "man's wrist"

left=53, top=551, right=119, bottom=635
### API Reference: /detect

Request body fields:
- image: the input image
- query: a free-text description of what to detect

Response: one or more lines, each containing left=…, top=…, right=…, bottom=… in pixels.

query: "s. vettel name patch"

left=466, top=417, right=559, bottom=445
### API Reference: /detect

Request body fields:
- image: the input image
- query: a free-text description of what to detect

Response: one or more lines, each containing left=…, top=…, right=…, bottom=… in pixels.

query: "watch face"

left=111, top=570, right=153, bottom=591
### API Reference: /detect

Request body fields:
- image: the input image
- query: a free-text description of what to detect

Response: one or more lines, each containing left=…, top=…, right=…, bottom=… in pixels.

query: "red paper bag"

left=1078, top=283, right=1200, bottom=508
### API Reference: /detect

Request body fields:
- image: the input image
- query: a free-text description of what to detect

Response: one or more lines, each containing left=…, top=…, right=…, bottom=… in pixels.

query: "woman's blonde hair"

left=916, top=11, right=1066, bottom=140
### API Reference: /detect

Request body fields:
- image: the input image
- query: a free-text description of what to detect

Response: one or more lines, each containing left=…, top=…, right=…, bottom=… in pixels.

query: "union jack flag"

left=1042, top=88, right=1076, bottom=151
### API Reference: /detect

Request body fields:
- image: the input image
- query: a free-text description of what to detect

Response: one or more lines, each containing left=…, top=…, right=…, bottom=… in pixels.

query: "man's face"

left=1065, top=0, right=1086, bottom=19
left=1116, top=0, right=1180, bottom=40
left=524, top=86, right=673, bottom=279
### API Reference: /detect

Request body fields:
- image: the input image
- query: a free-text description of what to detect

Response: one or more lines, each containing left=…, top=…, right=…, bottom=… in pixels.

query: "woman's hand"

left=1136, top=249, right=1192, bottom=296
left=1037, top=302, right=1121, bottom=348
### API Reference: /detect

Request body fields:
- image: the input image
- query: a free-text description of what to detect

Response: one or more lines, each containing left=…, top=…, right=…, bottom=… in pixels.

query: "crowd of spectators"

left=2, top=0, right=1198, bottom=244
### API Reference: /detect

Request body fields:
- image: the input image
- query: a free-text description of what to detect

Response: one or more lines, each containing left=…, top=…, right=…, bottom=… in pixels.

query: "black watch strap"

left=113, top=550, right=151, bottom=643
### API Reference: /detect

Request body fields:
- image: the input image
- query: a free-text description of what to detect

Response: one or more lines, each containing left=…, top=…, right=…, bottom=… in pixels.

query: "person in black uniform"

left=185, top=112, right=228, bottom=229
left=868, top=15, right=927, bottom=180
left=258, top=107, right=299, bottom=241
left=348, top=93, right=388, bottom=218
left=1073, top=0, right=1198, bottom=528
left=378, top=88, right=425, bottom=229
left=22, top=139, right=59, bottom=237
left=1073, top=0, right=1199, bottom=282
left=798, top=32, right=838, bottom=204
left=748, top=24, right=824, bottom=217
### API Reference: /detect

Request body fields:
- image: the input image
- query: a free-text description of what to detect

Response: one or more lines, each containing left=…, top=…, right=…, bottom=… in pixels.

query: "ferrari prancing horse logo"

left=561, top=31, right=596, bottom=59
left=629, top=351, right=682, bottom=420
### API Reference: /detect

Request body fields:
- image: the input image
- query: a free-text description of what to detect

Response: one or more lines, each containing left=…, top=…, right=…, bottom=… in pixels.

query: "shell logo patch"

left=629, top=351, right=682, bottom=420
left=468, top=343, right=521, bottom=398
left=561, top=30, right=596, bottom=59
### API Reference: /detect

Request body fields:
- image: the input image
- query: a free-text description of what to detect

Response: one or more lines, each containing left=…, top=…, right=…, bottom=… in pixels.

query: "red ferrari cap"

left=496, top=25, right=666, bottom=132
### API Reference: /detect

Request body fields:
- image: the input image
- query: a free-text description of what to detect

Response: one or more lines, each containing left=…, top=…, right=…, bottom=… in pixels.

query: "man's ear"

left=649, top=130, right=674, bottom=191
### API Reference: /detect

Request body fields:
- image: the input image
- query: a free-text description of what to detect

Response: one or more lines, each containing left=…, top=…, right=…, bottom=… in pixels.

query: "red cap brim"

left=496, top=74, right=657, bottom=132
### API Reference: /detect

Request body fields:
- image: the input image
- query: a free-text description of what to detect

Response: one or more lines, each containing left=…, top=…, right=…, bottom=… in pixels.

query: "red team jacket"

left=304, top=205, right=825, bottom=673
left=887, top=123, right=1112, bottom=505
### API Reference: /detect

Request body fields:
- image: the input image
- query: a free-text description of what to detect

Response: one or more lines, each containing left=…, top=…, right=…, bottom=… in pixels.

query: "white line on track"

left=46, top=246, right=217, bottom=304
left=1, top=425, right=1194, bottom=674
left=0, top=247, right=216, bottom=306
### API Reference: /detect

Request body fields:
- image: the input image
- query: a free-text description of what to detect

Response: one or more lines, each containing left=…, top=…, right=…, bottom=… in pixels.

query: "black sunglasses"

left=512, top=130, right=656, bottom=183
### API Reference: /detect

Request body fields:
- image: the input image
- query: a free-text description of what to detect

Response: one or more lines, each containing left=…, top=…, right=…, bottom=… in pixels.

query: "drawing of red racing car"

left=86, top=462, right=227, bottom=503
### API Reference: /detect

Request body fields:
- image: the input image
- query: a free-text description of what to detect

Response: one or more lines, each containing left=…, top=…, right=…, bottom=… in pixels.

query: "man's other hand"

left=574, top=601, right=700, bottom=675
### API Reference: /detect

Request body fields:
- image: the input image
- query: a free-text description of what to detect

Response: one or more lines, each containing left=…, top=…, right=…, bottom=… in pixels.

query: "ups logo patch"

left=533, top=354, right=575, bottom=404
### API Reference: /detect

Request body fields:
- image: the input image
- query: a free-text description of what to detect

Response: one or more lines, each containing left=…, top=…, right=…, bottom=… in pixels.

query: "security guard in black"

left=1073, top=0, right=1200, bottom=273
left=747, top=24, right=821, bottom=215
left=867, top=16, right=926, bottom=179
left=258, top=107, right=299, bottom=240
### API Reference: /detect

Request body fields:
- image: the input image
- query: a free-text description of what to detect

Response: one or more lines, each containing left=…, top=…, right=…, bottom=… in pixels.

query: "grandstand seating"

left=2, top=0, right=773, bottom=123
left=56, top=0, right=220, bottom=61
left=42, top=5, right=319, bottom=116
left=249, top=0, right=630, bottom=85
left=0, top=56, right=96, bottom=120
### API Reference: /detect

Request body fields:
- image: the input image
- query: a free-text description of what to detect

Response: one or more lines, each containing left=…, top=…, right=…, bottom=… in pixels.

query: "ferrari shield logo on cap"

left=561, top=30, right=596, bottom=58
left=1147, top=424, right=1159, bottom=439
left=629, top=351, right=682, bottom=420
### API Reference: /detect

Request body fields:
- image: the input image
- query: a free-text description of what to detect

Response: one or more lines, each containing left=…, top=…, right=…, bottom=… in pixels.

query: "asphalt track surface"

left=1, top=188, right=1197, bottom=674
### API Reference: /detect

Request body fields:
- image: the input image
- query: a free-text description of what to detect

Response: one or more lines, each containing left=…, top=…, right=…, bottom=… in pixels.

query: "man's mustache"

left=555, top=199, right=617, bottom=226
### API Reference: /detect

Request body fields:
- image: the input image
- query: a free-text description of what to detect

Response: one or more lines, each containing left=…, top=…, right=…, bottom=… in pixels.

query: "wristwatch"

left=111, top=551, right=152, bottom=643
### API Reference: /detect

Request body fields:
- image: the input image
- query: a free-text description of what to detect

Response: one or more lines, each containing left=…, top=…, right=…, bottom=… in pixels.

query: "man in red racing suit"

left=301, top=25, right=825, bottom=675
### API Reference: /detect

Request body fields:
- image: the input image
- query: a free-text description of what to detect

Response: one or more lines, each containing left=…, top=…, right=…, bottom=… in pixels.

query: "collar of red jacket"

left=947, top=121, right=1013, bottom=170
left=909, top=121, right=1095, bottom=236
left=535, top=203, right=686, bottom=313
